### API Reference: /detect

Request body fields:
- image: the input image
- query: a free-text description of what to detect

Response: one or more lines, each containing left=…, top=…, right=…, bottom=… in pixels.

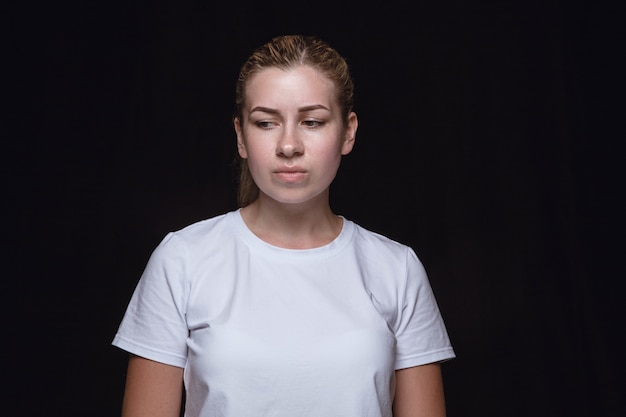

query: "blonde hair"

left=233, top=35, right=355, bottom=207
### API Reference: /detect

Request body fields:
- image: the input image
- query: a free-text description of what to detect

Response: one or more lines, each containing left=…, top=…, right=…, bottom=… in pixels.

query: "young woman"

left=113, top=34, right=455, bottom=417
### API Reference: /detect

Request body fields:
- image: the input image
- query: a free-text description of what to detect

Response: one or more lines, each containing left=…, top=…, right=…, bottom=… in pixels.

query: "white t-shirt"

left=113, top=210, right=455, bottom=417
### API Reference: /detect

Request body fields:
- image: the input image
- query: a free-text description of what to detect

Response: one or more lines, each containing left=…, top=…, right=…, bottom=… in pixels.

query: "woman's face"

left=235, top=66, right=357, bottom=206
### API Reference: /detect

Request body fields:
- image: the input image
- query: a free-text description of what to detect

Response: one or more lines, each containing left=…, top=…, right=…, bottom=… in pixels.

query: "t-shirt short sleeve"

left=112, top=233, right=189, bottom=368
left=393, top=248, right=455, bottom=369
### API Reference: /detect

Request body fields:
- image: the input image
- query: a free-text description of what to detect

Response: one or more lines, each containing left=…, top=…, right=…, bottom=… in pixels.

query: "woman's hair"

left=233, top=34, right=355, bottom=207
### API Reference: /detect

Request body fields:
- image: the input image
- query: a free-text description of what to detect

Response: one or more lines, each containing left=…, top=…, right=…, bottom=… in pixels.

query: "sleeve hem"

left=395, top=347, right=456, bottom=370
left=112, top=334, right=187, bottom=368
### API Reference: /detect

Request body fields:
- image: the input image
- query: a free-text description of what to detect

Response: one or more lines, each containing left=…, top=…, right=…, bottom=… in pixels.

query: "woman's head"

left=233, top=35, right=355, bottom=207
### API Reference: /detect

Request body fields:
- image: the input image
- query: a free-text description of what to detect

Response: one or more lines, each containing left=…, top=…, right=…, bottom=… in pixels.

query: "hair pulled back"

left=233, top=35, right=355, bottom=207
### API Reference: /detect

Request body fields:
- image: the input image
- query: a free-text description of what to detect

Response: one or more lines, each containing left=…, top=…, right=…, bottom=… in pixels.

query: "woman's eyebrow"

left=249, top=106, right=279, bottom=115
left=249, top=104, right=330, bottom=115
left=298, top=104, right=330, bottom=112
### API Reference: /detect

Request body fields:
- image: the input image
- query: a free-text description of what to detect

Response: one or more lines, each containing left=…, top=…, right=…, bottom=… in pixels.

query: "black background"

left=6, top=1, right=624, bottom=416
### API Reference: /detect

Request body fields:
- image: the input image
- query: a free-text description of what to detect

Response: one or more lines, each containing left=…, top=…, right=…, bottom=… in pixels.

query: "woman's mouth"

left=273, top=168, right=307, bottom=183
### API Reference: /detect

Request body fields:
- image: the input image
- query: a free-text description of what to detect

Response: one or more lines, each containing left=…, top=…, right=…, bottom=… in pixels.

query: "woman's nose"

left=276, top=130, right=304, bottom=157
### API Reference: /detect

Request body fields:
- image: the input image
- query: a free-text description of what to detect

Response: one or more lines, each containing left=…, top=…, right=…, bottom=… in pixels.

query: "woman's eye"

left=303, top=120, right=324, bottom=128
left=255, top=120, right=274, bottom=129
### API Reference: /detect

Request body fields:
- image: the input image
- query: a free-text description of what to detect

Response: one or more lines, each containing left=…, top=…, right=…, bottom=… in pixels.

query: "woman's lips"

left=273, top=168, right=307, bottom=183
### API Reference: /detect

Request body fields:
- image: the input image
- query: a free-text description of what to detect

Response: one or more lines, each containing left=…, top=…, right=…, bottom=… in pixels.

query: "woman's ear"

left=234, top=117, right=248, bottom=159
left=341, top=112, right=358, bottom=156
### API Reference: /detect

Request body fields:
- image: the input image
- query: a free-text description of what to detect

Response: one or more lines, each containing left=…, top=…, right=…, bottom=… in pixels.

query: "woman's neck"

left=240, top=194, right=342, bottom=249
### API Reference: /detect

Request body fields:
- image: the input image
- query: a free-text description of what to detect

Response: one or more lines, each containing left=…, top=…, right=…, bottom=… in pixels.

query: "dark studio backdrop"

left=6, top=1, right=624, bottom=416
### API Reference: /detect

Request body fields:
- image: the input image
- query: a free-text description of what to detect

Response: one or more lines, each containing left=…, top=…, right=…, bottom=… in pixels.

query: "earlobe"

left=237, top=141, right=247, bottom=159
left=237, top=137, right=247, bottom=159
left=341, top=112, right=358, bottom=155
left=234, top=117, right=248, bottom=159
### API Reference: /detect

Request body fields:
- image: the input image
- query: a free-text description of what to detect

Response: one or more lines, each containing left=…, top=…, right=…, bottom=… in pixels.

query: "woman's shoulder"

left=158, top=210, right=239, bottom=251
left=349, top=220, right=412, bottom=255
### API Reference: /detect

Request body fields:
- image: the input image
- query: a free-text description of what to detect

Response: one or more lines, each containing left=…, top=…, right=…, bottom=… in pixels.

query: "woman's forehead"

left=244, top=66, right=338, bottom=109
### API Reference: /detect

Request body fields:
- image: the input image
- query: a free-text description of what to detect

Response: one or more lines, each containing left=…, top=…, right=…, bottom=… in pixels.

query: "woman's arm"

left=121, top=355, right=184, bottom=417
left=393, top=363, right=447, bottom=417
